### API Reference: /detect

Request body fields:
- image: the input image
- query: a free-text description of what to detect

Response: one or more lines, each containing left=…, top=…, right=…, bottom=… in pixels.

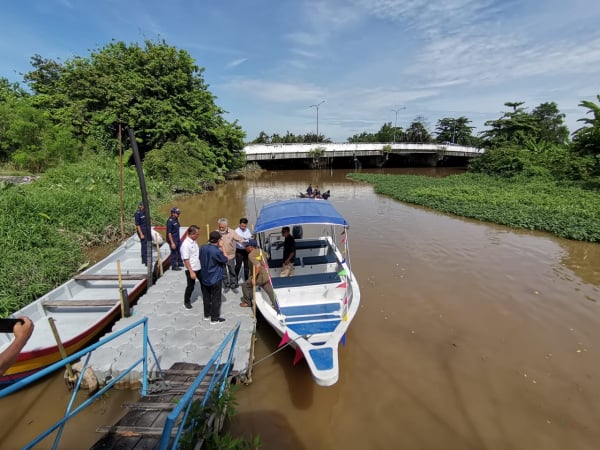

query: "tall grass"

left=0, top=156, right=171, bottom=316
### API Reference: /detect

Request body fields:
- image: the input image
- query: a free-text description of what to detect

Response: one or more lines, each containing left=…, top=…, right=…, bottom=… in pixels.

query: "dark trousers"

left=184, top=269, right=201, bottom=305
left=200, top=281, right=223, bottom=320
left=170, top=241, right=182, bottom=269
left=139, top=234, right=153, bottom=265
left=235, top=248, right=249, bottom=281
left=222, top=258, right=238, bottom=288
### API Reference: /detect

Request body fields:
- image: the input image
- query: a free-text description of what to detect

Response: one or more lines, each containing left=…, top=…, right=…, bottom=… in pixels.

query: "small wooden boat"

left=0, top=230, right=172, bottom=387
left=253, top=198, right=360, bottom=386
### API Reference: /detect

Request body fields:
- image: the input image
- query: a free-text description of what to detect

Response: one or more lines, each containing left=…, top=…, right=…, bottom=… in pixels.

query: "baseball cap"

left=245, top=239, right=258, bottom=248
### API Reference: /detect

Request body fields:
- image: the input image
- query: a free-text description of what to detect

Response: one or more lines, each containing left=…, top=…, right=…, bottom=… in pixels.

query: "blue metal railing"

left=0, top=318, right=241, bottom=450
left=159, top=323, right=240, bottom=449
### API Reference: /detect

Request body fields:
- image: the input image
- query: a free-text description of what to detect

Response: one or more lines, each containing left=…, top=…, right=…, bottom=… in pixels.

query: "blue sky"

left=2, top=0, right=600, bottom=142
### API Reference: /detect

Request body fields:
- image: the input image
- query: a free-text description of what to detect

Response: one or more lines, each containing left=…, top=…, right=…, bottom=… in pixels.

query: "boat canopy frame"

left=254, top=198, right=349, bottom=233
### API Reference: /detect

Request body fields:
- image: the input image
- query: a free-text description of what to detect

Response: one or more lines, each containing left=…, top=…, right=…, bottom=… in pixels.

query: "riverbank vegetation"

left=349, top=172, right=600, bottom=241
left=0, top=156, right=169, bottom=316
left=349, top=98, right=600, bottom=242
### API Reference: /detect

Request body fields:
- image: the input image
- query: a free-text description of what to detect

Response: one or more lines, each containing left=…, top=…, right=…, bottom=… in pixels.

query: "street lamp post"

left=310, top=100, right=325, bottom=142
left=391, top=107, right=406, bottom=143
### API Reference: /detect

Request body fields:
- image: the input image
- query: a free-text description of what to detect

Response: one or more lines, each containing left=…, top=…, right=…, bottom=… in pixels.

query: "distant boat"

left=0, top=230, right=172, bottom=387
left=253, top=199, right=359, bottom=386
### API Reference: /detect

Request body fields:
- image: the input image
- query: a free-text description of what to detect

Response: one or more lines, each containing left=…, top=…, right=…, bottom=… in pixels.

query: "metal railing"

left=160, top=322, right=240, bottom=449
left=0, top=317, right=241, bottom=450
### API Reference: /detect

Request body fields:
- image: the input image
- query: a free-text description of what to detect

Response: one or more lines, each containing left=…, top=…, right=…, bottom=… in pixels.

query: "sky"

left=2, top=0, right=600, bottom=143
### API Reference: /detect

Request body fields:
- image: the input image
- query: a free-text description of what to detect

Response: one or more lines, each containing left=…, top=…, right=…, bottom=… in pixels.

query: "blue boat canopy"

left=254, top=199, right=349, bottom=232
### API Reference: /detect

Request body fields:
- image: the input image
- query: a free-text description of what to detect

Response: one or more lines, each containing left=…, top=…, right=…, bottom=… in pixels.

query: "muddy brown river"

left=1, top=168, right=599, bottom=449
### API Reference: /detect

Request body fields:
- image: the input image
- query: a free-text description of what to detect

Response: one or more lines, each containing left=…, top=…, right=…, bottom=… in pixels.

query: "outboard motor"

left=292, top=225, right=303, bottom=239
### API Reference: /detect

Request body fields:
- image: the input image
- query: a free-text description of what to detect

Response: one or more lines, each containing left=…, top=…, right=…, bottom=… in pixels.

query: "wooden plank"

left=95, top=425, right=175, bottom=438
left=74, top=274, right=147, bottom=281
left=43, top=299, right=119, bottom=307
left=121, top=402, right=176, bottom=411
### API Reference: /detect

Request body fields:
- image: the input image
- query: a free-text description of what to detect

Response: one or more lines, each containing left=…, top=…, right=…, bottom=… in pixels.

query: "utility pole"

left=391, top=107, right=406, bottom=143
left=310, top=100, right=325, bottom=142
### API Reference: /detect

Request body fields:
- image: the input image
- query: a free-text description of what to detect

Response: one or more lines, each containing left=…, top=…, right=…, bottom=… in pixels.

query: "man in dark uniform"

left=166, top=207, right=182, bottom=270
left=134, top=201, right=151, bottom=266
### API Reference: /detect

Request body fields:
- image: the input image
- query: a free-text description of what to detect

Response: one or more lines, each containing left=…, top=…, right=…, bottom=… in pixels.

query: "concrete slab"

left=88, top=268, right=256, bottom=387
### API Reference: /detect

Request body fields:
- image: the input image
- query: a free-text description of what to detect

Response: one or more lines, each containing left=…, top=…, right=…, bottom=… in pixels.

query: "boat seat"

left=295, top=240, right=328, bottom=250
left=302, top=254, right=337, bottom=266
left=269, top=257, right=301, bottom=268
left=73, top=274, right=147, bottom=281
left=43, top=299, right=120, bottom=307
left=271, top=272, right=341, bottom=289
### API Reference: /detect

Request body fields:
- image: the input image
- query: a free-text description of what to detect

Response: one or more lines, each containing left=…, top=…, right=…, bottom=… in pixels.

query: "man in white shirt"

left=180, top=225, right=201, bottom=310
left=234, top=217, right=253, bottom=282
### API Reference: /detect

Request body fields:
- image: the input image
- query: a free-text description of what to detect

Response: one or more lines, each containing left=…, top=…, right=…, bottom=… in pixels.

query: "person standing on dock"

left=216, top=218, right=246, bottom=292
left=166, top=207, right=182, bottom=271
left=134, top=201, right=151, bottom=266
left=200, top=231, right=229, bottom=324
left=180, top=225, right=201, bottom=310
left=234, top=217, right=253, bottom=282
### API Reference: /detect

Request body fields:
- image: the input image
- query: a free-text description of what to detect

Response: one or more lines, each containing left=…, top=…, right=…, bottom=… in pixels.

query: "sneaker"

left=210, top=318, right=226, bottom=325
left=172, top=266, right=182, bottom=271
left=203, top=316, right=210, bottom=321
left=184, top=302, right=192, bottom=310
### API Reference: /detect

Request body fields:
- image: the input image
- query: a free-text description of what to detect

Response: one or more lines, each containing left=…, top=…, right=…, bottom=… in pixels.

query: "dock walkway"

left=88, top=268, right=256, bottom=387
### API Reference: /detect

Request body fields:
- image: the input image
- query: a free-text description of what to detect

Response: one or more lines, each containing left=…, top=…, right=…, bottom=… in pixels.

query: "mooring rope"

left=251, top=334, right=311, bottom=368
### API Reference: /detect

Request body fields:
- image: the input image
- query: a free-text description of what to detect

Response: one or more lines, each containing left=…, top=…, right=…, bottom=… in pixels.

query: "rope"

left=251, top=334, right=311, bottom=368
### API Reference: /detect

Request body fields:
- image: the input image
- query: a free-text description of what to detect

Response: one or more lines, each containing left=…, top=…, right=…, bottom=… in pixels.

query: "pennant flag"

left=342, top=312, right=348, bottom=321
left=341, top=258, right=346, bottom=264
left=341, top=333, right=346, bottom=346
left=341, top=230, right=346, bottom=235
left=336, top=281, right=347, bottom=289
left=343, top=296, right=348, bottom=304
left=278, top=331, right=290, bottom=348
left=342, top=237, right=347, bottom=244
left=293, top=347, right=304, bottom=365
left=337, top=269, right=347, bottom=276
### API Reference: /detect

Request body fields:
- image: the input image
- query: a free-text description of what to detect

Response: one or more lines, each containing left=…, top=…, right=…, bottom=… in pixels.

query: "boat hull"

left=0, top=231, right=172, bottom=387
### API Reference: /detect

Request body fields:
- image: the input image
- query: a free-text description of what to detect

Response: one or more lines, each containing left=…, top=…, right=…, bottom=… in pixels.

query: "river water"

left=1, top=168, right=599, bottom=449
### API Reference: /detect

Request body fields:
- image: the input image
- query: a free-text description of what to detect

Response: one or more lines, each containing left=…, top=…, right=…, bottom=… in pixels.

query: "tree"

left=531, top=102, right=569, bottom=145
left=572, top=95, right=600, bottom=157
left=405, top=118, right=431, bottom=143
left=23, top=40, right=244, bottom=173
left=435, top=116, right=476, bottom=145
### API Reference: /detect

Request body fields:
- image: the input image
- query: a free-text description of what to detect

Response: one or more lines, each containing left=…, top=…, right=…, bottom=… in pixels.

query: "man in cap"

left=134, top=201, right=151, bottom=266
left=166, top=207, right=182, bottom=270
left=240, top=240, right=276, bottom=308
left=199, top=231, right=229, bottom=324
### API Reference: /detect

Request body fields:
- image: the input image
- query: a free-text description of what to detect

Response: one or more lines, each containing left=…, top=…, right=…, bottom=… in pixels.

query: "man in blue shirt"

left=200, top=231, right=229, bottom=324
left=166, top=207, right=182, bottom=271
left=134, top=202, right=151, bottom=266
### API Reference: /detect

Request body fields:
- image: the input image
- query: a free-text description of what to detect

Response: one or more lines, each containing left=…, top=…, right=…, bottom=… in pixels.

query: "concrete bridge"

left=243, top=142, right=483, bottom=169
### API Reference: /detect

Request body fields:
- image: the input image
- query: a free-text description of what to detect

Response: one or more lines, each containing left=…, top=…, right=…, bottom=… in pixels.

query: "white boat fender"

left=65, top=361, right=99, bottom=394
left=151, top=228, right=164, bottom=246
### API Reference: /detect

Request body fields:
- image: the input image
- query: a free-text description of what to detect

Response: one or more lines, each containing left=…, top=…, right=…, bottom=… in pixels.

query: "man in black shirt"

left=280, top=226, right=296, bottom=277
